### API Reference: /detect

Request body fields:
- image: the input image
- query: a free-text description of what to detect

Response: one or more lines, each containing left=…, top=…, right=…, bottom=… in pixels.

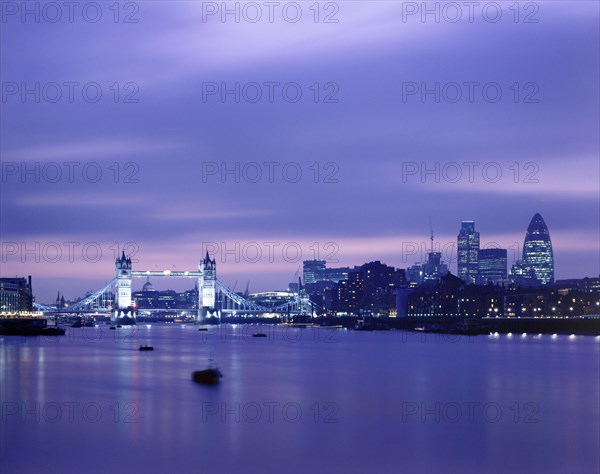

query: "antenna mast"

left=429, top=216, right=434, bottom=254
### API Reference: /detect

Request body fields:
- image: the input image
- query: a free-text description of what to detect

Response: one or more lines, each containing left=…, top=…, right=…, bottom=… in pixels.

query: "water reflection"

left=0, top=325, right=598, bottom=473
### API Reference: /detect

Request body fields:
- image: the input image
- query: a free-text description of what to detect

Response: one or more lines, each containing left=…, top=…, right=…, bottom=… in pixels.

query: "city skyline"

left=5, top=211, right=596, bottom=305
left=1, top=3, right=598, bottom=473
left=2, top=202, right=598, bottom=303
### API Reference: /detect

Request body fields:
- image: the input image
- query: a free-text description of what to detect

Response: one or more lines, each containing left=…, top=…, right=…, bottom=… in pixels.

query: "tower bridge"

left=34, top=251, right=314, bottom=323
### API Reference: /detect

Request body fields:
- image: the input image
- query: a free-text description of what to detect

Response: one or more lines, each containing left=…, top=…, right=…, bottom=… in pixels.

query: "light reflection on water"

left=0, top=324, right=598, bottom=473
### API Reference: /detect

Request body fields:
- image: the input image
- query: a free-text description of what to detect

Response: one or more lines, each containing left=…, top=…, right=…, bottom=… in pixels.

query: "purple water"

left=1, top=324, right=598, bottom=473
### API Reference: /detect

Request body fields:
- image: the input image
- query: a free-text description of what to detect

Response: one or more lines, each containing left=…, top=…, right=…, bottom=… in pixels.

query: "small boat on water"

left=192, top=368, right=222, bottom=385
left=252, top=333, right=267, bottom=338
left=198, top=328, right=208, bottom=332
left=139, top=345, right=154, bottom=351
left=192, top=357, right=222, bottom=385
left=109, top=326, right=116, bottom=330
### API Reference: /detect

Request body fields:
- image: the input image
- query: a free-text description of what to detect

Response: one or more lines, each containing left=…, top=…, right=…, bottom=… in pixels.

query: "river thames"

left=1, top=324, right=598, bottom=473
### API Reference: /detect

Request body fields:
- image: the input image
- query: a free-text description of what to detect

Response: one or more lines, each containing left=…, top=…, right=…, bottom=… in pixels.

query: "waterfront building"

left=0, top=277, right=33, bottom=313
left=504, top=288, right=550, bottom=318
left=329, top=261, right=405, bottom=316
left=555, top=277, right=600, bottom=292
left=406, top=273, right=464, bottom=317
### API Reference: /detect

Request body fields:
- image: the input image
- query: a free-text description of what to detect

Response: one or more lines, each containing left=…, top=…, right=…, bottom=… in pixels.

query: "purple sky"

left=1, top=1, right=598, bottom=303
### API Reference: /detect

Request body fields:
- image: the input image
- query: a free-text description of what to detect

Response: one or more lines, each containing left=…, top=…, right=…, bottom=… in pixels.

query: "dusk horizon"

left=3, top=207, right=599, bottom=304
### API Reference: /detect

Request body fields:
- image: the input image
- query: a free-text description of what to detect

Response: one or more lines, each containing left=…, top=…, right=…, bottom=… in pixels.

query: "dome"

left=142, top=278, right=155, bottom=292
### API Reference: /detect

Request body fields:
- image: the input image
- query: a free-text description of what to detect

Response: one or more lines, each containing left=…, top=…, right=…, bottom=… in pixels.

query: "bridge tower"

left=113, top=251, right=135, bottom=324
left=198, top=251, right=217, bottom=321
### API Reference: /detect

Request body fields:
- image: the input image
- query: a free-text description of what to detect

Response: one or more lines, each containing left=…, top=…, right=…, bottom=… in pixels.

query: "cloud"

left=2, top=138, right=179, bottom=161
left=383, top=155, right=599, bottom=199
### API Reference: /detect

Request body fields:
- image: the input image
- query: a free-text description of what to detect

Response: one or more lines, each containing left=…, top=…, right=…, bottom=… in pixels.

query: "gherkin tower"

left=522, top=213, right=554, bottom=284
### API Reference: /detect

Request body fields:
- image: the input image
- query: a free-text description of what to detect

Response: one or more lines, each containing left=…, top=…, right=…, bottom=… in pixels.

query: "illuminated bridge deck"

left=131, top=271, right=201, bottom=278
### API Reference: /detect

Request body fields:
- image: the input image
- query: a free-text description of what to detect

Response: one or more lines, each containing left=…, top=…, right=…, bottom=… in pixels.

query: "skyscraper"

left=513, top=213, right=554, bottom=285
left=457, top=221, right=480, bottom=284
left=303, top=260, right=326, bottom=285
left=478, top=248, right=507, bottom=284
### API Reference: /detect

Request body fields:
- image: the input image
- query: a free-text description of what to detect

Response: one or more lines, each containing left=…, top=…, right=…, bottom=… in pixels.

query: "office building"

left=457, top=221, right=480, bottom=284
left=303, top=260, right=326, bottom=285
left=478, top=248, right=507, bottom=284
left=511, top=213, right=554, bottom=285
left=0, top=277, right=33, bottom=313
left=406, top=251, right=449, bottom=284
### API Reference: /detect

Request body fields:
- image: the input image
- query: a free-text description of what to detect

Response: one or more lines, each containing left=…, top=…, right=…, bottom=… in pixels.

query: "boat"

left=0, top=325, right=66, bottom=336
left=198, top=328, right=208, bottom=332
left=139, top=345, right=154, bottom=351
left=283, top=322, right=319, bottom=329
left=192, top=356, right=222, bottom=385
left=43, top=327, right=66, bottom=336
left=192, top=368, right=222, bottom=385
left=109, top=326, right=117, bottom=330
left=409, top=319, right=492, bottom=336
left=252, top=333, right=267, bottom=338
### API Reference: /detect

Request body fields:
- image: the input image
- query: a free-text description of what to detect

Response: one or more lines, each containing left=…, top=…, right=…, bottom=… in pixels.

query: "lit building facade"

left=303, top=260, right=326, bottom=285
left=457, top=221, right=480, bottom=284
left=303, top=259, right=350, bottom=286
left=511, top=213, right=554, bottom=285
left=478, top=248, right=507, bottom=284
left=248, top=291, right=295, bottom=308
left=0, top=277, right=33, bottom=313
left=406, top=251, right=449, bottom=284
left=328, top=261, right=405, bottom=316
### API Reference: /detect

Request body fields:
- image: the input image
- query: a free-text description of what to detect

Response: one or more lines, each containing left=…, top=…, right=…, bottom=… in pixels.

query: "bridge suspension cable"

left=35, top=279, right=117, bottom=313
